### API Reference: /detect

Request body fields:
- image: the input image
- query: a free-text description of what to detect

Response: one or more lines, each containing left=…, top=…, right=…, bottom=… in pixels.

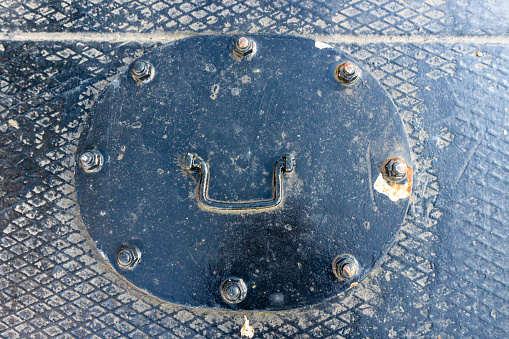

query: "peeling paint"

left=241, top=316, right=254, bottom=338
left=374, top=166, right=413, bottom=202
left=315, top=40, right=333, bottom=49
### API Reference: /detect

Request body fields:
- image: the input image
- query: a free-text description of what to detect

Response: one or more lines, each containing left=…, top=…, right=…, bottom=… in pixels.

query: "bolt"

left=116, top=245, right=141, bottom=269
left=117, top=249, right=132, bottom=266
left=220, top=277, right=247, bottom=304
left=234, top=37, right=255, bottom=58
left=335, top=61, right=360, bottom=84
left=237, top=37, right=250, bottom=50
left=80, top=152, right=93, bottom=166
left=340, top=262, right=356, bottom=278
left=226, top=284, right=240, bottom=300
left=132, top=60, right=146, bottom=74
left=131, top=60, right=154, bottom=83
left=79, top=150, right=103, bottom=172
left=384, top=159, right=408, bottom=181
left=343, top=63, right=356, bottom=76
left=333, top=255, right=359, bottom=281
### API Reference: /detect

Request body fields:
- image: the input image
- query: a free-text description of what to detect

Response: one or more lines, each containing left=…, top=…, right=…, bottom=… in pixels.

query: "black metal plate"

left=76, top=35, right=412, bottom=311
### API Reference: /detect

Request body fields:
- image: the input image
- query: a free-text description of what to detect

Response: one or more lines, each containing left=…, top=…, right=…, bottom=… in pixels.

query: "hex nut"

left=234, top=37, right=255, bottom=58
left=79, top=150, right=104, bottom=172
left=116, top=245, right=141, bottom=269
left=131, top=60, right=154, bottom=83
left=335, top=61, right=360, bottom=84
left=384, top=159, right=408, bottom=181
left=332, top=254, right=359, bottom=281
left=220, top=277, right=247, bottom=304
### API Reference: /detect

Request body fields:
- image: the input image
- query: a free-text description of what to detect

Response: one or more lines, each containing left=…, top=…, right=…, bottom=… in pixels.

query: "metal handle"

left=185, top=153, right=295, bottom=211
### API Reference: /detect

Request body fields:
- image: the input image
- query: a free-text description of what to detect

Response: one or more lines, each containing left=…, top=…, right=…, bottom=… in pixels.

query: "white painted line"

left=0, top=32, right=507, bottom=44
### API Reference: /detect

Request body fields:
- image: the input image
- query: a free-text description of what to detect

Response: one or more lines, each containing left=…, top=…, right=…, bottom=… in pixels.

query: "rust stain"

left=374, top=164, right=413, bottom=202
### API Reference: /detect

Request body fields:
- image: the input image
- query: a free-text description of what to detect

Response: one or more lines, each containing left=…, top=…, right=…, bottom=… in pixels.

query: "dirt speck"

left=210, top=84, right=220, bottom=100
left=8, top=119, right=19, bottom=129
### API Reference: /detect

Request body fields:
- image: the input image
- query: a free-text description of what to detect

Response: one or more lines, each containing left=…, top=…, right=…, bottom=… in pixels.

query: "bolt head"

left=80, top=152, right=93, bottom=166
left=393, top=161, right=407, bottom=176
left=117, top=249, right=132, bottom=266
left=116, top=245, right=141, bottom=269
left=226, top=285, right=240, bottom=300
left=132, top=60, right=146, bottom=74
left=343, top=63, right=356, bottom=76
left=237, top=37, right=250, bottom=50
left=220, top=278, right=247, bottom=304
left=340, top=262, right=356, bottom=278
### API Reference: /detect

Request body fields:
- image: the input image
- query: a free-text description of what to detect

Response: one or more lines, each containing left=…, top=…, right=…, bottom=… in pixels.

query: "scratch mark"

left=187, top=247, right=198, bottom=266
left=454, top=133, right=483, bottom=187
left=366, top=144, right=377, bottom=211
left=264, top=89, right=275, bottom=126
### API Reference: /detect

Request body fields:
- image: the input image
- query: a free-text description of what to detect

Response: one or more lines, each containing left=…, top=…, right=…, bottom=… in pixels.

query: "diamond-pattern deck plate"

left=0, top=0, right=508, bottom=36
left=1, top=38, right=507, bottom=338
left=0, top=1, right=508, bottom=336
left=422, top=45, right=509, bottom=338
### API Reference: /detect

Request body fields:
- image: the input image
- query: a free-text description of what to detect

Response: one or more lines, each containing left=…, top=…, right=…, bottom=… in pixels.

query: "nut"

left=79, top=150, right=103, bottom=172
left=220, top=277, right=247, bottom=304
left=384, top=159, right=408, bottom=181
left=335, top=61, right=360, bottom=84
left=116, top=245, right=141, bottom=269
left=332, top=254, right=359, bottom=281
left=131, top=60, right=154, bottom=83
left=234, top=37, right=255, bottom=58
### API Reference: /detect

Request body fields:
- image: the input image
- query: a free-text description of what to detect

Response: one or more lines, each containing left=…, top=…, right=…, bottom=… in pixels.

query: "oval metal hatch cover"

left=76, top=35, right=413, bottom=311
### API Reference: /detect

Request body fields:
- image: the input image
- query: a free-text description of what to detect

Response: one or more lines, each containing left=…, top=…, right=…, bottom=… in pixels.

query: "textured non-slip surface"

left=0, top=0, right=508, bottom=338
left=1, top=0, right=508, bottom=36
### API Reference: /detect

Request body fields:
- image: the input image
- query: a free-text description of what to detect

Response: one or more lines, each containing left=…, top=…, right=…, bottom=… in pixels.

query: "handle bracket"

left=185, top=153, right=295, bottom=211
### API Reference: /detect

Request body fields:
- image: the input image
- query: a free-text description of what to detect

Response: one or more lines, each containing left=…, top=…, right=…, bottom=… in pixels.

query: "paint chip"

left=315, top=41, right=333, bottom=49
left=241, top=316, right=254, bottom=338
left=373, top=170, right=412, bottom=202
